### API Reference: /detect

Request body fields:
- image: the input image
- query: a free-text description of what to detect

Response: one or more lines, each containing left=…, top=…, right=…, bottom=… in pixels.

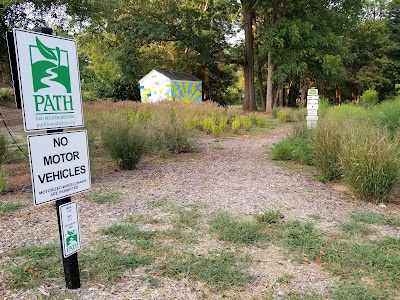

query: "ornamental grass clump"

left=101, top=117, right=149, bottom=170
left=150, top=110, right=194, bottom=154
left=340, top=125, right=400, bottom=203
left=312, top=114, right=343, bottom=180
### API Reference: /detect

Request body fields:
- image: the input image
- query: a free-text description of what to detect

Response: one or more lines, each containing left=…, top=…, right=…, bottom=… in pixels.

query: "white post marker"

left=11, top=29, right=83, bottom=131
left=27, top=130, right=91, bottom=205
left=59, top=201, right=81, bottom=258
left=307, top=88, right=319, bottom=129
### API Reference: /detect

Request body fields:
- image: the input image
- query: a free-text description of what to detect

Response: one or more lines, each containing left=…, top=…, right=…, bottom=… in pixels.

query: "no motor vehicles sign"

left=28, top=130, right=91, bottom=205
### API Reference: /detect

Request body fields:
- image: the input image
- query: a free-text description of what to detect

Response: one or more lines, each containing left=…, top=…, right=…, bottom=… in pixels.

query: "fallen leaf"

left=315, top=257, right=321, bottom=264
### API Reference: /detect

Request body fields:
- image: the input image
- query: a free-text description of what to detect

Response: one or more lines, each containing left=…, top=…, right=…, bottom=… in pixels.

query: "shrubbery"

left=340, top=126, right=399, bottom=203
left=101, top=117, right=149, bottom=170
left=272, top=97, right=400, bottom=203
left=271, top=124, right=313, bottom=165
left=0, top=88, right=14, bottom=107
left=360, top=89, right=379, bottom=107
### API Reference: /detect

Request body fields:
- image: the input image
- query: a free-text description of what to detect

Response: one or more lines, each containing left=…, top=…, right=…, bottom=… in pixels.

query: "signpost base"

left=56, top=197, right=81, bottom=289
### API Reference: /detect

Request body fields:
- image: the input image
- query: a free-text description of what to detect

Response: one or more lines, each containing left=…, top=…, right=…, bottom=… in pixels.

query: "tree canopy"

left=1, top=0, right=399, bottom=107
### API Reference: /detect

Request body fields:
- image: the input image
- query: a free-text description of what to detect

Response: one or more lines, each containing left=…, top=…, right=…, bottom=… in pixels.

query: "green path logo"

left=66, top=229, right=78, bottom=247
left=30, top=37, right=71, bottom=93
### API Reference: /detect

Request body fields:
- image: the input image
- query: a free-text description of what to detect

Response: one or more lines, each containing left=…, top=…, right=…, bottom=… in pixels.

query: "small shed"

left=139, top=69, right=202, bottom=103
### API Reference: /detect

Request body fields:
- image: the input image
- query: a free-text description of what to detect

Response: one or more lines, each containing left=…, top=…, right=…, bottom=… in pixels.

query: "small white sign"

left=307, top=116, right=319, bottom=121
left=307, top=99, right=319, bottom=104
left=59, top=201, right=81, bottom=258
left=307, top=120, right=318, bottom=128
left=12, top=29, right=83, bottom=131
left=27, top=130, right=91, bottom=205
left=308, top=110, right=318, bottom=116
left=307, top=95, right=319, bottom=101
left=307, top=103, right=318, bottom=110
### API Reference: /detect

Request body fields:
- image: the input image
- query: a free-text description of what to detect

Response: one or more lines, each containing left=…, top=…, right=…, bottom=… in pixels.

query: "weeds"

left=0, top=202, right=24, bottom=216
left=88, top=192, right=121, bottom=204
left=338, top=222, right=375, bottom=237
left=350, top=211, right=400, bottom=227
left=210, top=212, right=264, bottom=244
left=155, top=251, right=253, bottom=290
left=255, top=209, right=284, bottom=224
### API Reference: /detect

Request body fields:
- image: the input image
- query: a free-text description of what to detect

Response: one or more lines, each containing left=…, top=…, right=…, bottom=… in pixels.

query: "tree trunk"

left=335, top=85, right=341, bottom=105
left=266, top=52, right=274, bottom=112
left=299, top=78, right=307, bottom=108
left=253, top=17, right=265, bottom=110
left=278, top=81, right=284, bottom=107
left=242, top=3, right=257, bottom=111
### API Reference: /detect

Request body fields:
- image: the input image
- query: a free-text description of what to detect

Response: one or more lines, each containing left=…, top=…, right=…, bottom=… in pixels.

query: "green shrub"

left=271, top=124, right=314, bottom=165
left=249, top=114, right=266, bottom=127
left=312, top=115, right=343, bottom=180
left=360, top=89, right=378, bottom=107
left=371, top=97, right=400, bottom=132
left=242, top=117, right=252, bottom=131
left=101, top=118, right=149, bottom=170
left=340, top=126, right=399, bottom=203
left=276, top=108, right=306, bottom=123
left=231, top=118, right=241, bottom=134
left=0, top=88, right=14, bottom=106
left=277, top=109, right=292, bottom=122
left=0, top=167, right=7, bottom=193
left=0, top=133, right=7, bottom=165
left=151, top=111, right=194, bottom=154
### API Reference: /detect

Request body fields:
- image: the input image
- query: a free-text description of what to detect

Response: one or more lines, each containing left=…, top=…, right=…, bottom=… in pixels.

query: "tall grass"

left=312, top=115, right=343, bottom=180
left=101, top=116, right=149, bottom=170
left=340, top=125, right=399, bottom=203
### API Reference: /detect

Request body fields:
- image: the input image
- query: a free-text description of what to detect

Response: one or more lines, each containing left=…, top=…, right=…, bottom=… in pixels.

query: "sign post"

left=7, top=27, right=88, bottom=289
left=306, top=88, right=319, bottom=129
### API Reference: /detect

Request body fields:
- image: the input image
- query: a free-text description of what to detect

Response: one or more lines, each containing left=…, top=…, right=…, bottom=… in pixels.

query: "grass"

left=255, top=209, right=284, bottom=224
left=0, top=202, right=24, bottom=216
left=155, top=251, right=253, bottom=290
left=350, top=211, right=400, bottom=227
left=6, top=207, right=400, bottom=298
left=338, top=221, right=375, bottom=237
left=210, top=212, right=265, bottom=244
left=87, top=192, right=121, bottom=204
left=271, top=124, right=314, bottom=165
left=6, top=244, right=62, bottom=289
left=80, top=243, right=154, bottom=283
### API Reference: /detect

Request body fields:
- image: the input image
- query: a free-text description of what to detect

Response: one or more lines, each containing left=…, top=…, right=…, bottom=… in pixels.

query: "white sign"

left=27, top=130, right=91, bottom=205
left=307, top=103, right=318, bottom=110
left=307, top=95, right=319, bottom=101
left=59, top=201, right=81, bottom=258
left=308, top=109, right=318, bottom=116
left=307, top=116, right=319, bottom=121
left=12, top=29, right=83, bottom=131
left=307, top=99, right=319, bottom=104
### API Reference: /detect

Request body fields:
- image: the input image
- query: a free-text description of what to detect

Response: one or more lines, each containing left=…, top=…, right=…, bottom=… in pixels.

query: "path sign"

left=59, top=201, right=81, bottom=258
left=307, top=88, right=319, bottom=129
left=11, top=29, right=83, bottom=131
left=27, top=130, right=91, bottom=205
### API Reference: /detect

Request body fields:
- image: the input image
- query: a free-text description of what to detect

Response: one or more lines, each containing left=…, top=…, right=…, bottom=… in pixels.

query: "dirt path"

left=1, top=125, right=398, bottom=299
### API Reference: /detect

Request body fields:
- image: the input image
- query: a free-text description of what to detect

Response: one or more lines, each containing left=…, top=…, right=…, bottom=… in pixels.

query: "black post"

left=56, top=196, right=81, bottom=289
left=33, top=26, right=81, bottom=290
